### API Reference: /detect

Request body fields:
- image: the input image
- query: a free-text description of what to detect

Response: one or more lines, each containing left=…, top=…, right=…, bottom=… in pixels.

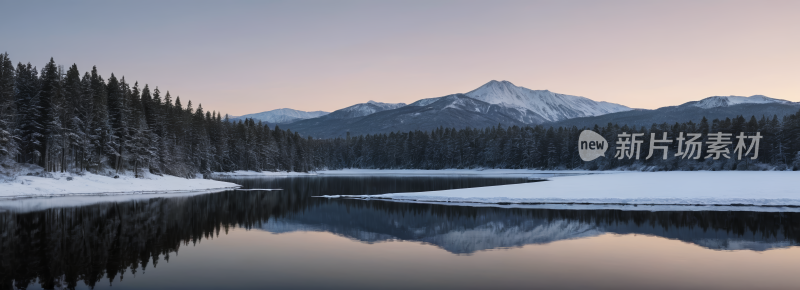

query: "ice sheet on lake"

left=323, top=171, right=800, bottom=211
left=211, top=170, right=317, bottom=177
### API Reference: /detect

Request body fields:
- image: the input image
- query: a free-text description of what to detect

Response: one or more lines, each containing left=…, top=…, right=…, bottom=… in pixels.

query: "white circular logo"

left=579, top=130, right=608, bottom=161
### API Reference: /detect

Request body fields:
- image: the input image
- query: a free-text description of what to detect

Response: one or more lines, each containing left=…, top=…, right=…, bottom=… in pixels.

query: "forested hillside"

left=1, top=54, right=799, bottom=176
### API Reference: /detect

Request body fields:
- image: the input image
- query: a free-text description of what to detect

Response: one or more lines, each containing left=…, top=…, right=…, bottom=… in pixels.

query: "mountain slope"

left=463, top=80, right=631, bottom=122
left=282, top=94, right=528, bottom=138
left=321, top=100, right=406, bottom=120
left=232, top=108, right=329, bottom=124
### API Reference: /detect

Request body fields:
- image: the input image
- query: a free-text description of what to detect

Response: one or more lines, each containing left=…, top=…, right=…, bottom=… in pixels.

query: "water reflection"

left=265, top=200, right=800, bottom=253
left=1, top=176, right=799, bottom=289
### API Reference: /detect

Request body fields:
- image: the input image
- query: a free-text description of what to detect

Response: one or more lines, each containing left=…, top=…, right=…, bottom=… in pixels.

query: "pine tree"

left=106, top=74, right=128, bottom=172
left=15, top=62, right=44, bottom=165
left=38, top=58, right=66, bottom=171
left=89, top=66, right=111, bottom=171
left=76, top=71, right=95, bottom=170
left=154, top=89, right=172, bottom=174
left=191, top=103, right=210, bottom=172
left=63, top=64, right=84, bottom=171
left=0, top=53, right=16, bottom=159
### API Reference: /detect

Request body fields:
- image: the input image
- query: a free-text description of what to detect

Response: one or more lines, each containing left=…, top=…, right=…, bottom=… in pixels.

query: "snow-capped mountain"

left=462, top=80, right=631, bottom=122
left=232, top=108, right=329, bottom=124
left=282, top=80, right=633, bottom=138
left=410, top=80, right=631, bottom=123
left=323, top=100, right=406, bottom=120
left=681, top=95, right=794, bottom=109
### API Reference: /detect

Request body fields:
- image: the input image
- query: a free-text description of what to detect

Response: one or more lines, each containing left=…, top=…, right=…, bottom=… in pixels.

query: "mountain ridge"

left=231, top=108, right=328, bottom=124
left=278, top=80, right=632, bottom=137
left=680, top=95, right=794, bottom=109
left=282, top=94, right=529, bottom=138
left=320, top=100, right=407, bottom=120
left=548, top=101, right=800, bottom=129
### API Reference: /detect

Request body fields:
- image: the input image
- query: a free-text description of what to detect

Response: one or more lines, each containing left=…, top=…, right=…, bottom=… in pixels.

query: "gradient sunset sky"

left=3, top=0, right=798, bottom=116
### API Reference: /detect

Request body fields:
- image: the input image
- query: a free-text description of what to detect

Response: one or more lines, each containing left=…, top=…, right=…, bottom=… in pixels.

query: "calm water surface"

left=2, top=176, right=800, bottom=290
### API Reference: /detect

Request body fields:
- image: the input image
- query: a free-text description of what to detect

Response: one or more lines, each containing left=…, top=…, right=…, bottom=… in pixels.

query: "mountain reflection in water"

left=263, top=200, right=800, bottom=253
left=1, top=176, right=799, bottom=289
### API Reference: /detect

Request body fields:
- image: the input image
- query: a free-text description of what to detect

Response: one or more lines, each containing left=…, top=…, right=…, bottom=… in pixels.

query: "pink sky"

left=3, top=0, right=799, bottom=116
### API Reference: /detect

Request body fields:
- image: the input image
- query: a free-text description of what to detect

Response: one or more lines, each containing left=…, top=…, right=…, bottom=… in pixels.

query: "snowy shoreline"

left=6, top=169, right=800, bottom=212
left=0, top=171, right=240, bottom=199
left=321, top=171, right=800, bottom=211
left=210, top=170, right=317, bottom=177
left=212, top=168, right=604, bottom=177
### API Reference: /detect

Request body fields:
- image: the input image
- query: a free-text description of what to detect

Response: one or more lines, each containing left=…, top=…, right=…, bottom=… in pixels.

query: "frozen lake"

left=2, top=175, right=800, bottom=289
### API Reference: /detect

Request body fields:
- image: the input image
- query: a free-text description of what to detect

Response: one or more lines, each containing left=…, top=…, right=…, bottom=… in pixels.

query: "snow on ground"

left=211, top=170, right=316, bottom=177
left=0, top=171, right=240, bottom=199
left=323, top=171, right=800, bottom=210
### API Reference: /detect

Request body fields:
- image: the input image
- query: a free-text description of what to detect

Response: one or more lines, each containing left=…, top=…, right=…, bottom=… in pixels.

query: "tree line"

left=322, top=113, right=800, bottom=171
left=0, top=54, right=318, bottom=177
left=1, top=54, right=799, bottom=176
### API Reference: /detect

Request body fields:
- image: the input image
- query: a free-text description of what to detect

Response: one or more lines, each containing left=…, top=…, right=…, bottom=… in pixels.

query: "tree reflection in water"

left=1, top=176, right=799, bottom=289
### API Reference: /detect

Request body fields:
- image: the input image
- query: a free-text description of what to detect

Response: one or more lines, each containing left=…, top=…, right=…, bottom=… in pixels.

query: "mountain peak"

left=465, top=80, right=630, bottom=122
left=480, top=80, right=517, bottom=90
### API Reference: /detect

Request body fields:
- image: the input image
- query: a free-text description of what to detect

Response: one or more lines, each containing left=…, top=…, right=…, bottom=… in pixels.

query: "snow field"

left=323, top=171, right=800, bottom=208
left=0, top=171, right=240, bottom=198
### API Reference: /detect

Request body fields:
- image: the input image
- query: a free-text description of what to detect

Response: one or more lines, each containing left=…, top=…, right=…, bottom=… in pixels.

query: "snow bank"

left=211, top=170, right=316, bottom=177
left=0, top=172, right=240, bottom=199
left=323, top=171, right=800, bottom=209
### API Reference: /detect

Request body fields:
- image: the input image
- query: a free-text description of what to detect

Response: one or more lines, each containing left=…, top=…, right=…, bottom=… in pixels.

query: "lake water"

left=2, top=176, right=800, bottom=289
